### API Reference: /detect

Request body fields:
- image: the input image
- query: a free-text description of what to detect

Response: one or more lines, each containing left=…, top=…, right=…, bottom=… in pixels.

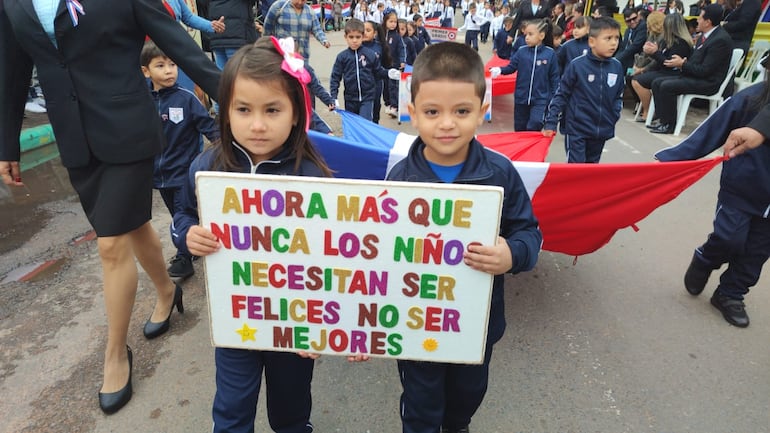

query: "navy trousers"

left=212, top=348, right=314, bottom=433
left=345, top=99, right=375, bottom=121
left=513, top=102, right=547, bottom=132
left=564, top=134, right=606, bottom=163
left=397, top=345, right=494, bottom=433
left=695, top=203, right=770, bottom=300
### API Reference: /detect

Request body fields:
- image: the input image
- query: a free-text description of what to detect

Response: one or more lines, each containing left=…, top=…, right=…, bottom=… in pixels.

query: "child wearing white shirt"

left=458, top=2, right=489, bottom=50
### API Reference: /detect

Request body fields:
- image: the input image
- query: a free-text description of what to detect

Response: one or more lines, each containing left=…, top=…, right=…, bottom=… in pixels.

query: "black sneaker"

left=684, top=253, right=712, bottom=296
left=710, top=292, right=749, bottom=328
left=167, top=255, right=194, bottom=279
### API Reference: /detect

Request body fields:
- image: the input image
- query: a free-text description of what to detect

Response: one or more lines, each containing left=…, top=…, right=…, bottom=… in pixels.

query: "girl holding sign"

left=172, top=36, right=332, bottom=433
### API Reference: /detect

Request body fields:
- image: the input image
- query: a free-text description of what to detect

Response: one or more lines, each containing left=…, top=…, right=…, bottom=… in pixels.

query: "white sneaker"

left=25, top=101, right=46, bottom=113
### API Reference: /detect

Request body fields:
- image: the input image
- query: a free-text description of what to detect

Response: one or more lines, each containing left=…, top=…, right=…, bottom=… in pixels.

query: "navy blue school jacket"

left=556, top=35, right=589, bottom=73
left=500, top=44, right=561, bottom=106
left=151, top=83, right=219, bottom=189
left=544, top=51, right=624, bottom=139
left=655, top=84, right=770, bottom=217
left=386, top=137, right=542, bottom=344
left=330, top=45, right=386, bottom=103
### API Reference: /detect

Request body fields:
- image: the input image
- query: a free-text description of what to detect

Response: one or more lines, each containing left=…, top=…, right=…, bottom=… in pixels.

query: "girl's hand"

left=463, top=236, right=513, bottom=275
left=347, top=354, right=370, bottom=362
left=212, top=16, right=226, bottom=33
left=542, top=129, right=555, bottom=137
left=186, top=225, right=220, bottom=256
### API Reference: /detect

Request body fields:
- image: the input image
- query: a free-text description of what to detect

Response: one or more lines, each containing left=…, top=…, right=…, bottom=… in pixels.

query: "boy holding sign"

left=384, top=42, right=541, bottom=433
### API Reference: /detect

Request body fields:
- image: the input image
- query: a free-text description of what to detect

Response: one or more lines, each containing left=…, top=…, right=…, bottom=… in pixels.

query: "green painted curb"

left=19, top=124, right=58, bottom=172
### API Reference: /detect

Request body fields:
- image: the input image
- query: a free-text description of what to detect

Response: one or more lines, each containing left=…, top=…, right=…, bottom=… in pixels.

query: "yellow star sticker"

left=235, top=323, right=257, bottom=342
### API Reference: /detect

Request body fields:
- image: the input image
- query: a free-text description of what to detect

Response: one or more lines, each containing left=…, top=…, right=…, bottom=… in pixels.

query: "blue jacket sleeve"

left=174, top=0, right=215, bottom=33
left=502, top=168, right=542, bottom=273
left=655, top=95, right=743, bottom=161
left=307, top=64, right=335, bottom=106
left=171, top=155, right=205, bottom=255
left=189, top=97, right=219, bottom=142
left=544, top=62, right=574, bottom=130
left=548, top=55, right=561, bottom=97
left=329, top=54, right=343, bottom=100
left=500, top=49, right=519, bottom=75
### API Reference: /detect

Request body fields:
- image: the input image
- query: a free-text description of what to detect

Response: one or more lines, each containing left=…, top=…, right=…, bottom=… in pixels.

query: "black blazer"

left=512, top=1, right=550, bottom=34
left=682, top=26, right=734, bottom=89
left=0, top=0, right=221, bottom=168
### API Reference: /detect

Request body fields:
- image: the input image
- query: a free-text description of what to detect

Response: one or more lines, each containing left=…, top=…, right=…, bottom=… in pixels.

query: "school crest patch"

left=169, top=107, right=184, bottom=124
left=587, top=74, right=595, bottom=82
left=607, top=73, right=618, bottom=87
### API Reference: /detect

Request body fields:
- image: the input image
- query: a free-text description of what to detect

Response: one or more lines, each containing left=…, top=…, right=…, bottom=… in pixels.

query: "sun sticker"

left=422, top=338, right=438, bottom=352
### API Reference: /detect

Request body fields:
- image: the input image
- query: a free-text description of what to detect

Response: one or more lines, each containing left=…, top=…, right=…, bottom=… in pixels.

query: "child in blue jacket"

left=654, top=59, right=770, bottom=328
left=543, top=17, right=623, bottom=163
left=352, top=41, right=542, bottom=433
left=330, top=19, right=397, bottom=121
left=490, top=19, right=560, bottom=131
left=140, top=41, right=219, bottom=280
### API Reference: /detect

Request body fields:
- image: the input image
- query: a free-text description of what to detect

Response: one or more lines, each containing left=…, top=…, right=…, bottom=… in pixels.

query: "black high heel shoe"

left=99, top=346, right=133, bottom=414
left=143, top=284, right=184, bottom=339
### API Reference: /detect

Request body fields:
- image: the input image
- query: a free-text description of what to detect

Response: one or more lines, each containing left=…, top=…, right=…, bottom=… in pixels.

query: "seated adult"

left=649, top=4, right=733, bottom=134
left=631, top=13, right=693, bottom=121
left=615, top=7, right=648, bottom=73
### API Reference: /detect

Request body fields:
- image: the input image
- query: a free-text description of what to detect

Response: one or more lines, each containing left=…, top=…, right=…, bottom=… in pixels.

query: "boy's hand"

left=186, top=225, right=221, bottom=256
left=489, top=67, right=501, bottom=78
left=298, top=351, right=321, bottom=359
left=463, top=236, right=512, bottom=275
left=347, top=354, right=370, bottom=362
left=542, top=129, right=555, bottom=137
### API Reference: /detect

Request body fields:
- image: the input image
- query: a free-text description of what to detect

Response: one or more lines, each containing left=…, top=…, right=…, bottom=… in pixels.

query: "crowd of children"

left=109, top=0, right=769, bottom=429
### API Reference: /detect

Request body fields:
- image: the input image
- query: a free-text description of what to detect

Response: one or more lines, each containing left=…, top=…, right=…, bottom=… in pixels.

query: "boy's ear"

left=407, top=102, right=418, bottom=128
left=477, top=102, right=490, bottom=126
left=141, top=66, right=150, bottom=78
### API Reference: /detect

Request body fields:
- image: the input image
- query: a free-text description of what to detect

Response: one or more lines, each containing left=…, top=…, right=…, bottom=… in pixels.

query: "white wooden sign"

left=196, top=172, right=503, bottom=364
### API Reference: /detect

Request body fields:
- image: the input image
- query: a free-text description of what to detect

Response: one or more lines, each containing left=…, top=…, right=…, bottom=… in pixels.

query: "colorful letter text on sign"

left=196, top=173, right=503, bottom=364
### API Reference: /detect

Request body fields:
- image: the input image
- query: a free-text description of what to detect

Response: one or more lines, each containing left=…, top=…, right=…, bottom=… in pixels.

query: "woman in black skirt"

left=0, top=0, right=220, bottom=414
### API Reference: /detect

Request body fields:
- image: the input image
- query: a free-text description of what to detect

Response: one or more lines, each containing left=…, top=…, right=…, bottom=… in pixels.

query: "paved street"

left=1, top=29, right=769, bottom=433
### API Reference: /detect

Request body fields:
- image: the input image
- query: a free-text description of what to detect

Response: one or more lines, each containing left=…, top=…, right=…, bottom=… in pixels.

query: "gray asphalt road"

left=2, top=29, right=769, bottom=433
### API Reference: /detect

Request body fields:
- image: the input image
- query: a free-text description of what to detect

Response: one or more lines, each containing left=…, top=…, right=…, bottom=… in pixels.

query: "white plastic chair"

left=645, top=49, right=745, bottom=133
left=734, top=40, right=770, bottom=92
left=672, top=48, right=744, bottom=135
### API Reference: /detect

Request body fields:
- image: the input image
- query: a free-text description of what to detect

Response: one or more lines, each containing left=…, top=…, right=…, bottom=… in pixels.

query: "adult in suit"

left=721, top=0, right=761, bottom=54
left=511, top=0, right=550, bottom=37
left=0, top=0, right=221, bottom=414
left=615, top=7, right=648, bottom=72
left=649, top=4, right=734, bottom=133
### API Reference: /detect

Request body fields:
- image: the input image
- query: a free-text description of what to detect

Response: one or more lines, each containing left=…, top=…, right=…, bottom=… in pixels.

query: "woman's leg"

left=98, top=233, right=138, bottom=393
left=632, top=79, right=651, bottom=119
left=128, top=221, right=176, bottom=324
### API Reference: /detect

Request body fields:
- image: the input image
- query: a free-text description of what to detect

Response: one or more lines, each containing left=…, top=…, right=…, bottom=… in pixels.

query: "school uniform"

left=387, top=137, right=541, bottom=433
left=330, top=45, right=386, bottom=121
left=544, top=51, right=624, bottom=163
left=655, top=84, right=770, bottom=303
left=174, top=144, right=324, bottom=433
left=492, top=27, right=512, bottom=59
left=556, top=35, right=589, bottom=73
left=500, top=44, right=561, bottom=131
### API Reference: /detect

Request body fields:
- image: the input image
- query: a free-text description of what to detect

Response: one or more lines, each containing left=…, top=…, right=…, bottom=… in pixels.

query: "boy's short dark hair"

left=140, top=41, right=167, bottom=67
left=503, top=16, right=514, bottom=25
left=588, top=16, right=620, bottom=38
left=345, top=18, right=365, bottom=34
left=410, top=42, right=486, bottom=103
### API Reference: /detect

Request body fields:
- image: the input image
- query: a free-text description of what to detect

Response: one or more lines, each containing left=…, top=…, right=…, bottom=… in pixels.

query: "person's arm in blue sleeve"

left=655, top=94, right=744, bottom=161
left=329, top=56, right=343, bottom=101
left=189, top=97, right=220, bottom=142
left=499, top=49, right=519, bottom=75
left=548, top=54, right=561, bottom=97
left=307, top=65, right=335, bottom=106
left=543, top=63, right=574, bottom=131
left=502, top=169, right=542, bottom=273
left=173, top=0, right=218, bottom=33
left=172, top=156, right=204, bottom=255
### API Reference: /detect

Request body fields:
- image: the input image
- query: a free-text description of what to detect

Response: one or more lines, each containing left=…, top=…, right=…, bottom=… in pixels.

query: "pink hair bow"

left=270, top=36, right=313, bottom=132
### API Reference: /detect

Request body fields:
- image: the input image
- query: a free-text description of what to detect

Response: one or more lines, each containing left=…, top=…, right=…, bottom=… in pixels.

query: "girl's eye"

left=236, top=106, right=250, bottom=113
